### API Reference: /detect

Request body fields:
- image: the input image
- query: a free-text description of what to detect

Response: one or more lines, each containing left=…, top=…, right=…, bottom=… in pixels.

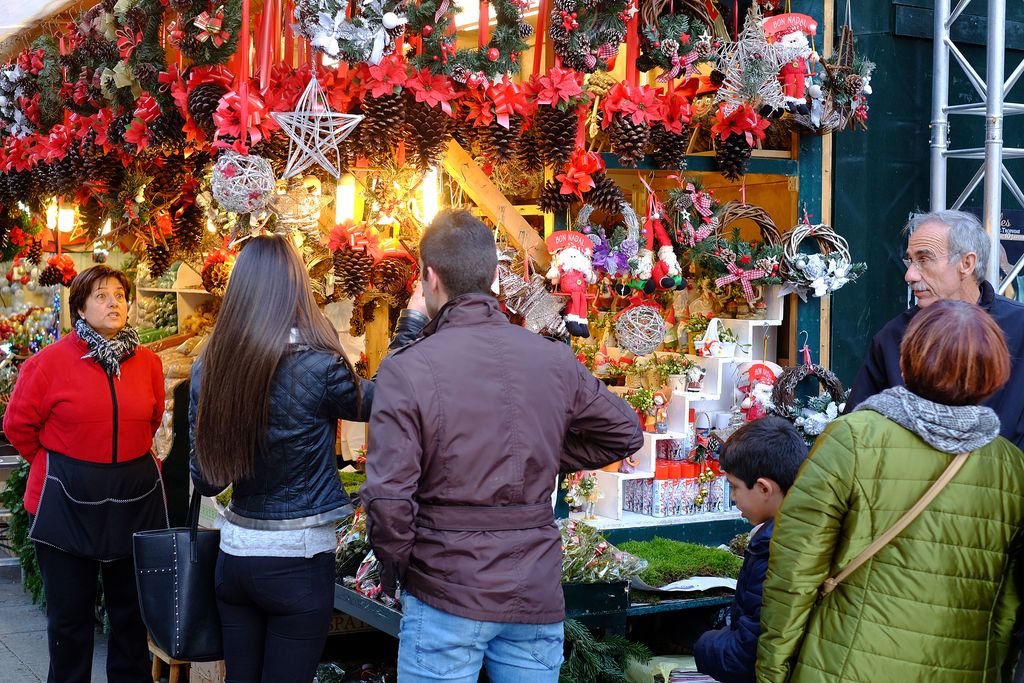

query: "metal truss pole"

left=930, top=0, right=951, bottom=211
left=930, top=0, right=1023, bottom=292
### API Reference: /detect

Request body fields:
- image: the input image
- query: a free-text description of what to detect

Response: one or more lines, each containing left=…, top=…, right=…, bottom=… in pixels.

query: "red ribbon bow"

left=658, top=49, right=698, bottom=83
left=715, top=262, right=766, bottom=304
left=116, top=28, right=143, bottom=61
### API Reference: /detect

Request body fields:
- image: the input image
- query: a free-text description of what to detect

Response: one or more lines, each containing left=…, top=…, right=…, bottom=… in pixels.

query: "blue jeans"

left=397, top=593, right=564, bottom=682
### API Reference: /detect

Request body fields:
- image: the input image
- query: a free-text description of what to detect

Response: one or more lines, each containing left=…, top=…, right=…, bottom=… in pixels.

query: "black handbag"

left=133, top=490, right=223, bottom=662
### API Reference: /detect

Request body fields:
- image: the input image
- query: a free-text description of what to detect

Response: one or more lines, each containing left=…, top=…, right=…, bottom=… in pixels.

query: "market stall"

left=0, top=0, right=876, bottom=678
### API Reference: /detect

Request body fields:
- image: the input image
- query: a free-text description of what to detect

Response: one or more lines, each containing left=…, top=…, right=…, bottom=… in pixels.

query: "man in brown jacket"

left=362, top=210, right=643, bottom=681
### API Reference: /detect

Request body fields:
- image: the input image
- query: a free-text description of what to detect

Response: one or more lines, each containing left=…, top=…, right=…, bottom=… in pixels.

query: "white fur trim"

left=634, top=250, right=655, bottom=280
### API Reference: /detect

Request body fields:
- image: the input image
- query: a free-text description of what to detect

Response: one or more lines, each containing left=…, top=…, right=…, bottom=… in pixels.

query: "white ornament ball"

left=1, top=286, right=11, bottom=296
left=382, top=12, right=401, bottom=29
left=26, top=281, right=36, bottom=292
left=211, top=152, right=277, bottom=214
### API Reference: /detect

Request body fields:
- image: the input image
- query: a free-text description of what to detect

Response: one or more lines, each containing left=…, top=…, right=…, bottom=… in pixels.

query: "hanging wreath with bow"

left=549, top=0, right=631, bottom=74
left=294, top=0, right=408, bottom=66
left=172, top=0, right=243, bottom=67
left=637, top=10, right=711, bottom=81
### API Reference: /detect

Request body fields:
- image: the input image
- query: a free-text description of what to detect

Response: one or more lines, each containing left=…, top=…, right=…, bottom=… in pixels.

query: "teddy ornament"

left=546, top=231, right=597, bottom=338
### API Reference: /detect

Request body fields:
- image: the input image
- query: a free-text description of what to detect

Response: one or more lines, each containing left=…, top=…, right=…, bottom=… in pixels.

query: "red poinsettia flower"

left=405, top=69, right=460, bottom=116
left=463, top=85, right=495, bottom=129
left=8, top=227, right=28, bottom=247
left=556, top=149, right=606, bottom=199
left=711, top=103, right=770, bottom=145
left=123, top=118, right=151, bottom=152
left=659, top=90, right=693, bottom=135
left=361, top=54, right=408, bottom=100
left=601, top=84, right=664, bottom=128
left=533, top=67, right=587, bottom=110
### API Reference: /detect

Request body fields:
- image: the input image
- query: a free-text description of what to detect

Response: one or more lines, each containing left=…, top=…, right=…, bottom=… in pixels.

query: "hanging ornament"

left=211, top=151, right=277, bottom=214
left=487, top=48, right=500, bottom=61
left=271, top=75, right=364, bottom=179
left=271, top=177, right=323, bottom=239
left=294, top=0, right=408, bottom=65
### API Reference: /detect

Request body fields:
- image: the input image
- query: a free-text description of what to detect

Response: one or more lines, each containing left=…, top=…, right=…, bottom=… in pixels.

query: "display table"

left=333, top=582, right=732, bottom=638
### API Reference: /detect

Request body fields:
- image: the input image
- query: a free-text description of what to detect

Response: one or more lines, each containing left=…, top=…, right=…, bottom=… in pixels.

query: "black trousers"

left=34, top=541, right=151, bottom=683
left=215, top=551, right=335, bottom=683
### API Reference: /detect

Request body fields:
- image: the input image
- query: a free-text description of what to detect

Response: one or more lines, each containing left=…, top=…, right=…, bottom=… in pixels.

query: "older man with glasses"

left=845, top=209, right=1024, bottom=448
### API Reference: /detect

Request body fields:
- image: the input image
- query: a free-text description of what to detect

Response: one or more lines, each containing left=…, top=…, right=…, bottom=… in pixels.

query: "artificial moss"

left=619, top=537, right=744, bottom=587
left=339, top=470, right=366, bottom=494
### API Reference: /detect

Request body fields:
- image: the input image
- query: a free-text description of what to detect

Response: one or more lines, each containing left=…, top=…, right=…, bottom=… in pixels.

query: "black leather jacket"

left=189, top=314, right=425, bottom=529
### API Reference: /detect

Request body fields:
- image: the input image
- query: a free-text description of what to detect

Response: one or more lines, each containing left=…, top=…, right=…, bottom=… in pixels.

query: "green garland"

left=548, top=0, right=627, bottom=74
left=29, top=36, right=64, bottom=135
left=407, top=0, right=530, bottom=81
left=175, top=0, right=243, bottom=67
left=560, top=618, right=652, bottom=683
left=0, top=461, right=44, bottom=606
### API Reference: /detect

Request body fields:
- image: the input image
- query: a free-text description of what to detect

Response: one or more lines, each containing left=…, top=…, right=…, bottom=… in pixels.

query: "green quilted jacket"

left=757, top=410, right=1024, bottom=682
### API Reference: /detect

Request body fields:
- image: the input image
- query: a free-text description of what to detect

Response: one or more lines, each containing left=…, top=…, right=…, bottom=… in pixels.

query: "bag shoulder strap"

left=820, top=451, right=971, bottom=597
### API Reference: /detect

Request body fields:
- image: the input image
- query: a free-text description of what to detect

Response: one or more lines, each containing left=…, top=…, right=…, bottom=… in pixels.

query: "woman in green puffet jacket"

left=757, top=300, right=1024, bottom=683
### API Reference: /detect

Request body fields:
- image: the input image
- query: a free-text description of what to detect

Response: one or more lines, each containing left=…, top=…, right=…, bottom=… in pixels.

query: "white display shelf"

left=134, top=264, right=213, bottom=333
left=571, top=509, right=742, bottom=531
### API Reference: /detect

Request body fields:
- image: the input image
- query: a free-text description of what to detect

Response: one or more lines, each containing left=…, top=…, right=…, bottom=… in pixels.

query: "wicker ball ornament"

left=211, top=152, right=277, bottom=214
left=614, top=305, right=667, bottom=356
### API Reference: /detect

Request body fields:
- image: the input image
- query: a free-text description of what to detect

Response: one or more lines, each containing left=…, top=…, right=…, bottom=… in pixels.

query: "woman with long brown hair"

left=189, top=235, right=423, bottom=683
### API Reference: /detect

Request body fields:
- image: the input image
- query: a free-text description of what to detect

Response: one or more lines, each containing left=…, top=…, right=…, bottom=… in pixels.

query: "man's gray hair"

left=906, top=209, right=990, bottom=283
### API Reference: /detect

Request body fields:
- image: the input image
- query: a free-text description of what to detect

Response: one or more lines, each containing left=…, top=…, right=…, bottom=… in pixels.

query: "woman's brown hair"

left=901, top=300, right=1009, bottom=406
left=68, top=266, right=132, bottom=325
left=194, top=235, right=358, bottom=486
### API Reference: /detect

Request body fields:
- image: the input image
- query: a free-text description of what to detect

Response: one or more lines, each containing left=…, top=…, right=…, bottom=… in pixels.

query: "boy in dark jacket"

left=693, top=417, right=807, bottom=683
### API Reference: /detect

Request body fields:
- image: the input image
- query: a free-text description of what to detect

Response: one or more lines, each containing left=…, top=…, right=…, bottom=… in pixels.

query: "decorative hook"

left=799, top=329, right=809, bottom=349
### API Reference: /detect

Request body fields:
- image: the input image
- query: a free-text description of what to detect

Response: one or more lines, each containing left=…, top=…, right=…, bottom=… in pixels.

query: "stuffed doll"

left=546, top=231, right=597, bottom=338
left=630, top=179, right=686, bottom=293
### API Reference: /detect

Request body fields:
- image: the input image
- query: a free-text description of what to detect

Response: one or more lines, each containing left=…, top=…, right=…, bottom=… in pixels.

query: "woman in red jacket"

left=4, top=265, right=166, bottom=683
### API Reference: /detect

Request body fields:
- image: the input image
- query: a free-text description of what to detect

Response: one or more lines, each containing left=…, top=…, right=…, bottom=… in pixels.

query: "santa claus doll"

left=546, top=231, right=597, bottom=338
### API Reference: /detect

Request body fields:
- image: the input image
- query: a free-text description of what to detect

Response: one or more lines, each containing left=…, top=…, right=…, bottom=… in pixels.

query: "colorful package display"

left=655, top=434, right=692, bottom=460
left=623, top=474, right=728, bottom=517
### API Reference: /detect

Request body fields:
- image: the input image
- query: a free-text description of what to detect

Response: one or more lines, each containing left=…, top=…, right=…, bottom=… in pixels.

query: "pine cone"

left=518, top=22, right=534, bottom=39
left=5, top=170, right=39, bottom=205
left=717, top=132, right=752, bottom=181
left=479, top=115, right=522, bottom=163
left=26, top=240, right=42, bottom=265
left=709, top=69, right=726, bottom=87
left=608, top=113, right=650, bottom=166
left=174, top=202, right=205, bottom=254
left=133, top=62, right=158, bottom=85
left=148, top=111, right=187, bottom=151
left=650, top=123, right=692, bottom=171
left=106, top=111, right=134, bottom=149
left=148, top=153, right=188, bottom=204
left=202, top=261, right=231, bottom=295
left=538, top=179, right=577, bottom=214
left=373, top=257, right=411, bottom=297
left=146, top=243, right=173, bottom=279
left=553, top=0, right=577, bottom=13
left=84, top=151, right=125, bottom=189
left=586, top=172, right=626, bottom=214
left=349, top=298, right=366, bottom=336
left=38, top=265, right=63, bottom=288
left=359, top=94, right=405, bottom=166
left=188, top=82, right=228, bottom=138
left=77, top=199, right=108, bottom=240
left=515, top=127, right=545, bottom=174
left=333, top=248, right=375, bottom=299
left=535, top=106, right=577, bottom=168
left=403, top=99, right=451, bottom=171
left=844, top=74, right=865, bottom=97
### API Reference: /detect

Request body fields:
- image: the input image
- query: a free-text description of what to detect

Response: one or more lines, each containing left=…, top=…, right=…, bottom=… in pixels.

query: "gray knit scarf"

left=855, top=385, right=1000, bottom=454
left=75, top=318, right=139, bottom=378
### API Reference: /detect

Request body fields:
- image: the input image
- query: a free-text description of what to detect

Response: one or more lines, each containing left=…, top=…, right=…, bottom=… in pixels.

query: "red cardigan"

left=3, top=332, right=165, bottom=514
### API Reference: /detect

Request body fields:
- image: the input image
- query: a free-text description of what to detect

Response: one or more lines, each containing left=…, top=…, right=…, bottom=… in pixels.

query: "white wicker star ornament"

left=271, top=75, right=364, bottom=179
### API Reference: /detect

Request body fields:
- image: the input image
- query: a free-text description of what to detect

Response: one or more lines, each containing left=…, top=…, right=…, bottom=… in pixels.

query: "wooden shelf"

left=601, top=152, right=799, bottom=176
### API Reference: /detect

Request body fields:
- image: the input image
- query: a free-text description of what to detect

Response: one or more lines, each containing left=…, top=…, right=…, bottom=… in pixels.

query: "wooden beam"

left=819, top=0, right=835, bottom=369
left=442, top=139, right=550, bottom=270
